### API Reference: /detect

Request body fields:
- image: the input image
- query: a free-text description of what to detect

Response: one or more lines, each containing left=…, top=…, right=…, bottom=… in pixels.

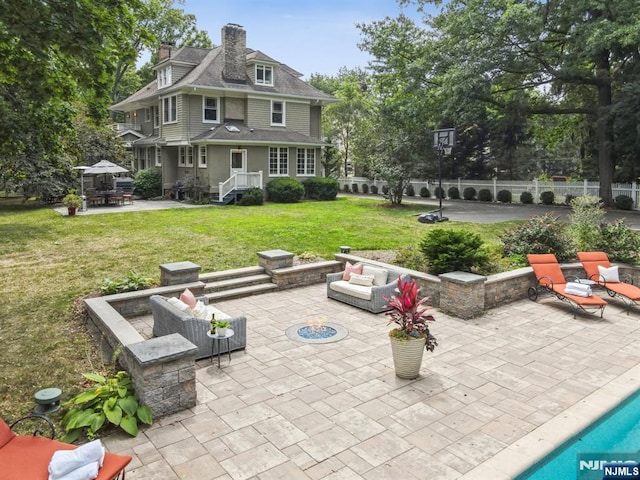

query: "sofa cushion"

left=342, top=262, right=363, bottom=281
left=179, top=288, right=197, bottom=308
left=329, top=280, right=372, bottom=300
left=362, top=265, right=389, bottom=286
left=349, top=273, right=375, bottom=287
left=167, top=297, right=192, bottom=313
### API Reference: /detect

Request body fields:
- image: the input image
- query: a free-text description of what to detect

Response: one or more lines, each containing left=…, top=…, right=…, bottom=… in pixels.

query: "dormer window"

left=255, top=64, right=273, bottom=86
left=158, top=65, right=172, bottom=88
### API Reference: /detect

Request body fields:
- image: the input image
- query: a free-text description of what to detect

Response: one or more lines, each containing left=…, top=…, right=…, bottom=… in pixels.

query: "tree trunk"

left=595, top=50, right=614, bottom=207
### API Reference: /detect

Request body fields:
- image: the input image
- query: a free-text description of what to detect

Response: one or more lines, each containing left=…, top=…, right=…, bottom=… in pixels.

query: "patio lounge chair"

left=0, top=414, right=132, bottom=480
left=577, top=251, right=640, bottom=313
left=527, top=253, right=607, bottom=318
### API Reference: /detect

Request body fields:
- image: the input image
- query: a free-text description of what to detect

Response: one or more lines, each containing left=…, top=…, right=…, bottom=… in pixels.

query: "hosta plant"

left=384, top=277, right=437, bottom=352
left=60, top=371, right=153, bottom=443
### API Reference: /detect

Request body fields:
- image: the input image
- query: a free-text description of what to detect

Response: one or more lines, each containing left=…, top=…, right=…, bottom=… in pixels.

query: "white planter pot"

left=215, top=327, right=228, bottom=337
left=389, top=334, right=426, bottom=379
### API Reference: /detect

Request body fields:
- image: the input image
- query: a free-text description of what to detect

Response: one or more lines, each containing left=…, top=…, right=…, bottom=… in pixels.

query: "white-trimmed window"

left=155, top=147, right=161, bottom=166
left=198, top=146, right=207, bottom=168
left=153, top=106, right=160, bottom=128
left=297, top=148, right=315, bottom=175
left=158, top=65, right=172, bottom=88
left=271, top=101, right=285, bottom=125
left=203, top=97, right=219, bottom=123
left=187, top=146, right=194, bottom=167
left=269, top=147, right=288, bottom=175
left=255, top=64, right=273, bottom=86
left=179, top=146, right=186, bottom=166
left=163, top=96, right=177, bottom=124
left=145, top=108, right=151, bottom=123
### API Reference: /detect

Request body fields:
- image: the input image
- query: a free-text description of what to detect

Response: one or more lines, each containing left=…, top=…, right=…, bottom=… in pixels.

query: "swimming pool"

left=516, top=388, right=640, bottom=479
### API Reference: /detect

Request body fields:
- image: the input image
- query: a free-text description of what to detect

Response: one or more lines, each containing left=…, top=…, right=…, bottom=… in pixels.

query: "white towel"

left=48, top=440, right=105, bottom=479
left=565, top=282, right=592, bottom=297
left=49, top=462, right=99, bottom=480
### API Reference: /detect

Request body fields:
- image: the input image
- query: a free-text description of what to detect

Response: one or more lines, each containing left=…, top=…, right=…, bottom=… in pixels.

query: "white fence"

left=339, top=177, right=640, bottom=210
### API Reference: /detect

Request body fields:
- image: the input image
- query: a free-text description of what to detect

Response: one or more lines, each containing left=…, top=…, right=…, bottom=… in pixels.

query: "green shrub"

left=568, top=195, right=604, bottom=251
left=133, top=168, right=162, bottom=199
left=520, top=191, right=533, bottom=204
left=343, top=184, right=350, bottom=193
left=419, top=187, right=430, bottom=198
left=448, top=186, right=460, bottom=199
left=478, top=189, right=492, bottom=202
left=614, top=194, right=634, bottom=210
left=405, top=184, right=415, bottom=196
left=540, top=191, right=555, bottom=205
left=302, top=178, right=339, bottom=200
left=238, top=187, right=264, bottom=206
left=362, top=183, right=369, bottom=194
left=394, top=245, right=427, bottom=271
left=266, top=177, right=304, bottom=203
left=434, top=186, right=445, bottom=199
left=101, top=271, right=153, bottom=295
left=419, top=229, right=488, bottom=275
left=596, top=219, right=640, bottom=264
left=382, top=185, right=389, bottom=195
left=61, top=371, right=153, bottom=442
left=463, top=187, right=476, bottom=200
left=497, top=190, right=512, bottom=203
left=500, top=213, right=574, bottom=261
left=370, top=185, right=378, bottom=194
left=352, top=183, right=359, bottom=193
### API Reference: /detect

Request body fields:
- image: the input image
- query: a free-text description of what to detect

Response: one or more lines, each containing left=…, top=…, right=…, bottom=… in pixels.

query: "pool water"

left=517, top=389, right=640, bottom=479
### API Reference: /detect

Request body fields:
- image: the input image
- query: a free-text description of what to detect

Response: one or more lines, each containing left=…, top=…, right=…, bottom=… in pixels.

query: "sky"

left=158, top=0, right=431, bottom=79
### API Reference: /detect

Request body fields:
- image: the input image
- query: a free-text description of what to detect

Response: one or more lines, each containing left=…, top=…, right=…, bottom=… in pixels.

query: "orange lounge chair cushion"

left=0, top=419, right=131, bottom=480
left=528, top=253, right=606, bottom=306
left=578, top=251, right=640, bottom=301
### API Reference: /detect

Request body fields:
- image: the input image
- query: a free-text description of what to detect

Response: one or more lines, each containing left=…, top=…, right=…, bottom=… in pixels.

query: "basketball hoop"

left=431, top=128, right=457, bottom=222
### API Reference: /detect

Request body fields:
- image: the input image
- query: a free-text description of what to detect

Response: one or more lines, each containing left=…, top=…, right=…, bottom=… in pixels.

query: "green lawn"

left=0, top=197, right=520, bottom=420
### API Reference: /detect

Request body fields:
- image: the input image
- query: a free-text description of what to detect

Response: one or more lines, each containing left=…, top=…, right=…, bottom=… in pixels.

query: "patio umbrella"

left=83, top=160, right=128, bottom=175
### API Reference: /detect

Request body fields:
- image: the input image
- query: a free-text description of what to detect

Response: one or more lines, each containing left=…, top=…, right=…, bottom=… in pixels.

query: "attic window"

left=225, top=125, right=240, bottom=132
left=157, top=66, right=172, bottom=89
left=255, top=65, right=273, bottom=86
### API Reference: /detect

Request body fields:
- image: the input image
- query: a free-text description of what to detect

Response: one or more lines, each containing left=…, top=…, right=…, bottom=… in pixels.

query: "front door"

left=230, top=149, right=246, bottom=175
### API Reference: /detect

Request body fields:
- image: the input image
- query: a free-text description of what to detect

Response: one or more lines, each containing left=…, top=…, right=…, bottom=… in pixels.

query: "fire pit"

left=286, top=318, right=348, bottom=344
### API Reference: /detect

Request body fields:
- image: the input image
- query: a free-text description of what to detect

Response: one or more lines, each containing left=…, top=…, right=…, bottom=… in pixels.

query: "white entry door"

left=230, top=149, right=247, bottom=175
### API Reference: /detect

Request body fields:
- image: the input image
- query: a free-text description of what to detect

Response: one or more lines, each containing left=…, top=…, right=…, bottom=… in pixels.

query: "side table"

left=206, top=329, right=235, bottom=368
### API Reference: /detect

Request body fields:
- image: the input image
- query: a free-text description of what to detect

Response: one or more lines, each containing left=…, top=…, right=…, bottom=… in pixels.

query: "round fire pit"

left=286, top=322, right=348, bottom=344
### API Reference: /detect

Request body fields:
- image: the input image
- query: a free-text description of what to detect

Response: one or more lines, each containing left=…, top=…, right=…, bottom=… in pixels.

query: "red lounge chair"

left=577, top=251, right=640, bottom=313
left=0, top=415, right=132, bottom=480
left=527, top=253, right=607, bottom=318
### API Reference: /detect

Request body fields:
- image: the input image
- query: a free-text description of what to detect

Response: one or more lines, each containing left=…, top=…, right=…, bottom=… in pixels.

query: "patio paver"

left=113, top=283, right=640, bottom=479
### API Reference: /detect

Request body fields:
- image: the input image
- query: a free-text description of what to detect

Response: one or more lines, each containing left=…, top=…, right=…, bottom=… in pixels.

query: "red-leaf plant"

left=384, top=277, right=437, bottom=352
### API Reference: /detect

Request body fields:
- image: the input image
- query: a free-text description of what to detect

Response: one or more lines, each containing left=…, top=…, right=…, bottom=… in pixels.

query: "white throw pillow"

left=348, top=273, right=375, bottom=287
left=362, top=265, right=389, bottom=286
left=191, top=300, right=209, bottom=320
left=598, top=265, right=619, bottom=283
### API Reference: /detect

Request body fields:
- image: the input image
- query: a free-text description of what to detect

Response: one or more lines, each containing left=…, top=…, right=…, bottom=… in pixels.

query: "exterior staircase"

left=200, top=266, right=278, bottom=302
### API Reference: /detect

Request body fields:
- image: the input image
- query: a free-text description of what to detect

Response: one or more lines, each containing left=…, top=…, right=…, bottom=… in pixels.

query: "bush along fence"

left=339, top=177, right=640, bottom=210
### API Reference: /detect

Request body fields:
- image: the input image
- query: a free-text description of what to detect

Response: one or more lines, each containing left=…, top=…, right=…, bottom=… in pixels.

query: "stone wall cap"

left=257, top=249, right=294, bottom=260
left=126, top=334, right=197, bottom=364
left=439, top=271, right=487, bottom=284
left=159, top=261, right=201, bottom=272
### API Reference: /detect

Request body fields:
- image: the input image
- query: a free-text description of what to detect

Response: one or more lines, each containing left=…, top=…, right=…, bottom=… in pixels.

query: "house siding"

left=246, top=97, right=269, bottom=129
left=286, top=102, right=310, bottom=136
left=172, top=65, right=191, bottom=84
left=310, top=106, right=321, bottom=139
left=224, top=97, right=245, bottom=122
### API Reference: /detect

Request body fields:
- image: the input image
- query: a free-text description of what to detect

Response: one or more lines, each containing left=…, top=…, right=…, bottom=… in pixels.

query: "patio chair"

left=0, top=414, right=132, bottom=480
left=527, top=253, right=607, bottom=318
left=577, top=251, right=640, bottom=313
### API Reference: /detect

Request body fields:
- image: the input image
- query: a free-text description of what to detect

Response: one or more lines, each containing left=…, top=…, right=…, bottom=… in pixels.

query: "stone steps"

left=206, top=283, right=278, bottom=302
left=200, top=265, right=277, bottom=302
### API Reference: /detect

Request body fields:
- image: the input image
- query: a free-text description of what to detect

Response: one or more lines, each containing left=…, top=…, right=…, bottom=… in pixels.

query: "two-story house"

left=110, top=23, right=337, bottom=203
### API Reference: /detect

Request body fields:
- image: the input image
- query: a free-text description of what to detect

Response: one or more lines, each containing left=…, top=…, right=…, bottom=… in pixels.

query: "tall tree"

left=395, top=0, right=640, bottom=205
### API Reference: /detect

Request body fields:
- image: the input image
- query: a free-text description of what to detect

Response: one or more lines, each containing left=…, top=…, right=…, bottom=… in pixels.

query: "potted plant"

left=62, top=191, right=82, bottom=216
left=385, top=277, right=437, bottom=379
left=210, top=317, right=230, bottom=336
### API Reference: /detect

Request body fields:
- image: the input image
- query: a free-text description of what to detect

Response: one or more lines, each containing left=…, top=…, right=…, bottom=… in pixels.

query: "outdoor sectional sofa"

left=326, top=262, right=410, bottom=313
left=150, top=295, right=247, bottom=360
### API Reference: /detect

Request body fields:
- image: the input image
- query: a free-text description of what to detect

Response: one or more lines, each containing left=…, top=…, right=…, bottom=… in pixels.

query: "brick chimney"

left=158, top=42, right=174, bottom=62
left=222, top=23, right=246, bottom=83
